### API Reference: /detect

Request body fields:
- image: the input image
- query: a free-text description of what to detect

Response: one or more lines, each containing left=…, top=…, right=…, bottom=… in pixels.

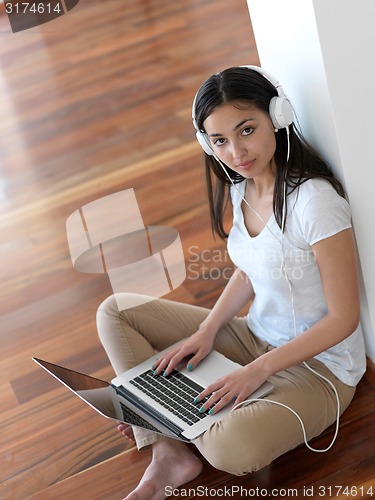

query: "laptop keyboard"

left=129, top=369, right=209, bottom=425
left=119, top=401, right=161, bottom=432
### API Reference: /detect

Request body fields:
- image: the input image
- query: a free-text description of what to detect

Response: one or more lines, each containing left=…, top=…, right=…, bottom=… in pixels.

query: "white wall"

left=247, top=0, right=375, bottom=362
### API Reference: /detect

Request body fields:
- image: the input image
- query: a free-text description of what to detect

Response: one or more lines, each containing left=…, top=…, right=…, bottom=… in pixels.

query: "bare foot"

left=124, top=439, right=202, bottom=500
left=117, top=423, right=135, bottom=442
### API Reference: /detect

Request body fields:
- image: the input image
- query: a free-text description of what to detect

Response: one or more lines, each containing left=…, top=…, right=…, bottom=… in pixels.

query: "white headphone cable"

left=212, top=146, right=341, bottom=453
left=214, top=156, right=283, bottom=245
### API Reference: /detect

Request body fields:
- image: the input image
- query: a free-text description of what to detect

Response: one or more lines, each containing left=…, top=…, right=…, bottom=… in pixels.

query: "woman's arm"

left=258, top=227, right=360, bottom=376
left=198, top=228, right=360, bottom=413
left=200, top=266, right=255, bottom=333
left=153, top=266, right=254, bottom=374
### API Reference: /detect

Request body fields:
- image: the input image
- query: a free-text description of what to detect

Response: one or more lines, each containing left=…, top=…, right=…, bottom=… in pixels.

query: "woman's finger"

left=198, top=388, right=225, bottom=413
left=152, top=347, right=180, bottom=374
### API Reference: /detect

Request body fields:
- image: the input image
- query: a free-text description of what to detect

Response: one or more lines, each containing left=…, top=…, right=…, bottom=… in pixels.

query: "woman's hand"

left=196, top=360, right=269, bottom=415
left=152, top=326, right=217, bottom=376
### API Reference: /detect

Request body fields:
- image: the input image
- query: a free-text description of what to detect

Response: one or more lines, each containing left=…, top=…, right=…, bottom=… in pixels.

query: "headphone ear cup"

left=269, top=95, right=294, bottom=129
left=196, top=130, right=215, bottom=156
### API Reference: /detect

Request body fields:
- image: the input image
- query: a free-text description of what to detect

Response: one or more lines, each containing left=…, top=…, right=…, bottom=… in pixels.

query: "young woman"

left=97, top=66, right=366, bottom=499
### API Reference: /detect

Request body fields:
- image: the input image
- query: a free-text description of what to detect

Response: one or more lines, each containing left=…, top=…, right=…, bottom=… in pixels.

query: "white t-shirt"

left=227, top=177, right=366, bottom=386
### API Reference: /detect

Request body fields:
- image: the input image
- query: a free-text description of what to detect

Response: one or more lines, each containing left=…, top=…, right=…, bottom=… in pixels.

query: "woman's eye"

left=213, top=138, right=226, bottom=147
left=242, top=127, right=254, bottom=136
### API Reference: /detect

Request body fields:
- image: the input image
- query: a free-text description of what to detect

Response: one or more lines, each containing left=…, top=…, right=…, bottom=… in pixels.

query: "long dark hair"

left=193, top=66, right=346, bottom=239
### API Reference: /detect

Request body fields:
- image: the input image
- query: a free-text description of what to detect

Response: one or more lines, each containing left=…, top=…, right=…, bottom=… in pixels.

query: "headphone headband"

left=240, top=65, right=282, bottom=94
left=192, top=65, right=293, bottom=156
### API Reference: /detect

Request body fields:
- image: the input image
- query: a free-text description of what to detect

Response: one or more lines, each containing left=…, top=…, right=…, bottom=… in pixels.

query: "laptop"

left=33, top=343, right=273, bottom=442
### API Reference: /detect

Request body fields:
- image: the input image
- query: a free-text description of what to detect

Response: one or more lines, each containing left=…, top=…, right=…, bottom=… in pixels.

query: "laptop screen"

left=33, top=358, right=118, bottom=419
left=33, top=357, right=166, bottom=433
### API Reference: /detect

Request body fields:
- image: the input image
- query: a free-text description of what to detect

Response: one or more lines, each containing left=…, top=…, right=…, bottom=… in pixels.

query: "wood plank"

left=0, top=0, right=255, bottom=495
left=26, top=449, right=144, bottom=500
left=0, top=382, right=19, bottom=413
left=1, top=385, right=130, bottom=499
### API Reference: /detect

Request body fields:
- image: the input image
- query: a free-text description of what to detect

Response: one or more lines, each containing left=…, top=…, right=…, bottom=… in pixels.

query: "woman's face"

left=203, top=101, right=277, bottom=180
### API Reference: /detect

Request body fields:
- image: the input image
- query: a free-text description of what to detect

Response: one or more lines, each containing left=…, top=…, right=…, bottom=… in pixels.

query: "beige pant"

left=96, top=293, right=356, bottom=475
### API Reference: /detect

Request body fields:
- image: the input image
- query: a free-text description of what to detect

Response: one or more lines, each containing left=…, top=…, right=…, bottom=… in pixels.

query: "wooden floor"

left=0, top=1, right=374, bottom=498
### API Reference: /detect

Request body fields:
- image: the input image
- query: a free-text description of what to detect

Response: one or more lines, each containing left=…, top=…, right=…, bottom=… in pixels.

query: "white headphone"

left=192, top=65, right=294, bottom=157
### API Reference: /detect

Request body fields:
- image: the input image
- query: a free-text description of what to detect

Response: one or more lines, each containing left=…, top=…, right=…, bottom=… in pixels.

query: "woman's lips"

left=236, top=159, right=255, bottom=170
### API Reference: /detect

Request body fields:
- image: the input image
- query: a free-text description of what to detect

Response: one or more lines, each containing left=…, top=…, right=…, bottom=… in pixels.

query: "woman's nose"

left=230, top=140, right=246, bottom=159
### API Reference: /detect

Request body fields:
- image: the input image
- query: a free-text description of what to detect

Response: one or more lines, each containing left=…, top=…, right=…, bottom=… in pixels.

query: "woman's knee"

left=96, top=293, right=141, bottom=328
left=196, top=417, right=274, bottom=476
left=96, top=294, right=119, bottom=338
left=198, top=439, right=267, bottom=476
left=97, top=294, right=119, bottom=316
